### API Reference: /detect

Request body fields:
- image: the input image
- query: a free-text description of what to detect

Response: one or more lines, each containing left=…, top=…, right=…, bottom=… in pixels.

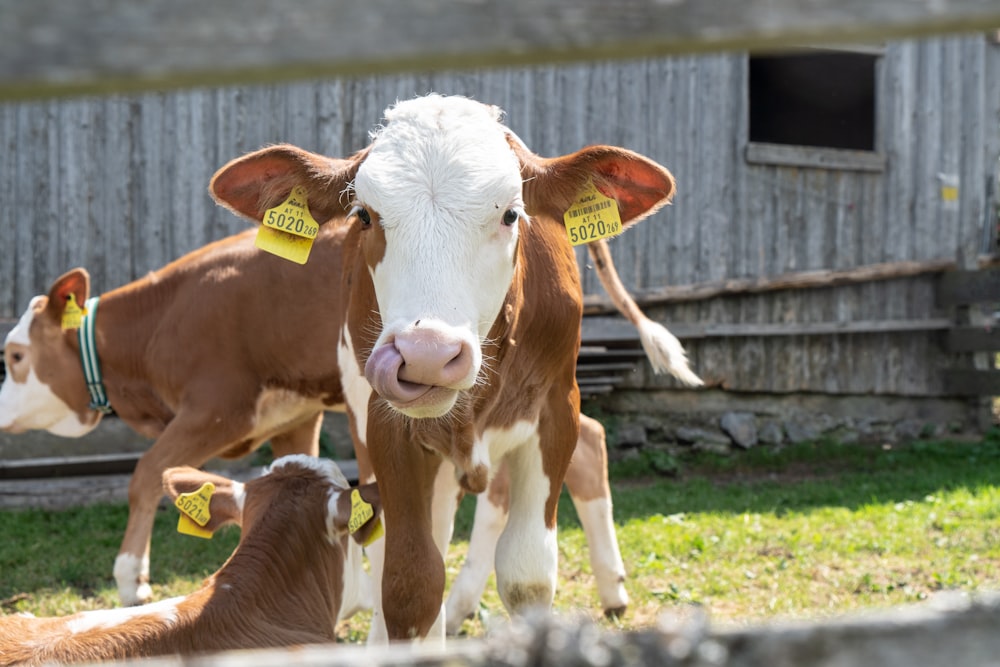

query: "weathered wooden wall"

left=1, top=34, right=997, bottom=400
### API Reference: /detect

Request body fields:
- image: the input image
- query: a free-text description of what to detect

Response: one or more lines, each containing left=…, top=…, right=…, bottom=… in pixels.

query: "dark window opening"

left=749, top=51, right=877, bottom=152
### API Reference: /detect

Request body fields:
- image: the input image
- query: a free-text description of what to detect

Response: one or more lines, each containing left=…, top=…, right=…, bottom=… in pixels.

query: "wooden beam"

left=0, top=453, right=141, bottom=479
left=946, top=326, right=1000, bottom=352
left=745, top=142, right=887, bottom=172
left=584, top=258, right=956, bottom=311
left=582, top=315, right=954, bottom=342
left=937, top=269, right=1000, bottom=306
left=3, top=0, right=1000, bottom=100
left=942, top=369, right=1000, bottom=396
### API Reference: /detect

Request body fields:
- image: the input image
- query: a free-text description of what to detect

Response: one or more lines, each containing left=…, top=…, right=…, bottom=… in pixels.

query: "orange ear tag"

left=255, top=185, right=320, bottom=264
left=175, top=482, right=215, bottom=540
left=563, top=179, right=624, bottom=246
left=61, top=294, right=86, bottom=330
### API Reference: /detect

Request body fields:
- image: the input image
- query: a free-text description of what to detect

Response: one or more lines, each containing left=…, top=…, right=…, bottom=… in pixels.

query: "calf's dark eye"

left=351, top=206, right=372, bottom=228
left=502, top=209, right=519, bottom=226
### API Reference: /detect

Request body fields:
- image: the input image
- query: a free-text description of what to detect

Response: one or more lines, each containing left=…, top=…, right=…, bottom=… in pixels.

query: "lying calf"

left=0, top=456, right=380, bottom=665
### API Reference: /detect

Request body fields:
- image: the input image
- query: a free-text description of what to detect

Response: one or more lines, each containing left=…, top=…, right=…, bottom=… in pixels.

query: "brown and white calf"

left=442, top=238, right=701, bottom=633
left=0, top=224, right=357, bottom=607
left=0, top=456, right=381, bottom=665
left=209, top=94, right=681, bottom=641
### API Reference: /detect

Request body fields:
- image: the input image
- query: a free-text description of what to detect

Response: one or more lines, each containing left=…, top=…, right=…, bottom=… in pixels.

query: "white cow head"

left=0, top=269, right=101, bottom=437
left=352, top=96, right=525, bottom=418
left=210, top=94, right=676, bottom=420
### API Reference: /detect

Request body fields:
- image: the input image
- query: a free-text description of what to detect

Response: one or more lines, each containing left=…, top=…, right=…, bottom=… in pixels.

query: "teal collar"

left=78, top=296, right=113, bottom=414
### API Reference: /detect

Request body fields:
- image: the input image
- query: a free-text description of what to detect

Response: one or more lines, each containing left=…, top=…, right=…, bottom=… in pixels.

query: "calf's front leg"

left=494, top=402, right=577, bottom=615
left=564, top=413, right=629, bottom=617
left=114, top=405, right=256, bottom=605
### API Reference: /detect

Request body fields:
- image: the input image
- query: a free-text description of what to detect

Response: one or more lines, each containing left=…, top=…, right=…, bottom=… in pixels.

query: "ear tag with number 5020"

left=175, top=482, right=215, bottom=539
left=255, top=185, right=321, bottom=265
left=563, top=179, right=623, bottom=246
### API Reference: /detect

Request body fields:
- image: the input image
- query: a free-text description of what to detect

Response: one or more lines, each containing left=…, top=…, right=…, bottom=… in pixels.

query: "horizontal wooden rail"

left=937, top=268, right=1000, bottom=306
left=0, top=452, right=142, bottom=479
left=3, top=0, right=1000, bottom=100
left=582, top=315, right=954, bottom=343
left=584, top=258, right=956, bottom=312
left=59, top=590, right=1000, bottom=667
left=943, top=369, right=1000, bottom=396
left=946, top=326, right=1000, bottom=352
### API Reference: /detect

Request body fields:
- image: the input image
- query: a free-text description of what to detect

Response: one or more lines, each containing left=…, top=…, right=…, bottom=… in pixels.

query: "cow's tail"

left=587, top=239, right=703, bottom=387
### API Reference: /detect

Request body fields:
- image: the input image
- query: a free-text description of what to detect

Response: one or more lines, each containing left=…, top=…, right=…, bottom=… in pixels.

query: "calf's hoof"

left=604, top=605, right=628, bottom=620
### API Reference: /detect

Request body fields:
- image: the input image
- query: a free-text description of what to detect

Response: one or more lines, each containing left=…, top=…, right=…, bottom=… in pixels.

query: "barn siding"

left=1, top=35, right=997, bottom=399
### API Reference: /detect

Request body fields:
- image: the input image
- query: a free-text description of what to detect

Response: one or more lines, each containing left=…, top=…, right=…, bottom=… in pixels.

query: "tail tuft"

left=636, top=318, right=703, bottom=387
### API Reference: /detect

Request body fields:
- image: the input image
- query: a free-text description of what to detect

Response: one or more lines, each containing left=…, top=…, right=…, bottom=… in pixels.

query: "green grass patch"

left=3, top=429, right=1000, bottom=641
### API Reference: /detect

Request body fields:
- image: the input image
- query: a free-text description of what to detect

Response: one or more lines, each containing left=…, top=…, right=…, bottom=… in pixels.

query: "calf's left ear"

left=512, top=139, right=676, bottom=231
left=332, top=482, right=382, bottom=545
left=163, top=467, right=243, bottom=534
left=41, top=268, right=90, bottom=322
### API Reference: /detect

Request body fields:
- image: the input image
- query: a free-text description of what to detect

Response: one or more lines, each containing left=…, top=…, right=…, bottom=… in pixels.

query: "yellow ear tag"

left=175, top=482, right=215, bottom=539
left=255, top=185, right=321, bottom=265
left=349, top=488, right=384, bottom=547
left=61, top=294, right=86, bottom=330
left=563, top=179, right=623, bottom=246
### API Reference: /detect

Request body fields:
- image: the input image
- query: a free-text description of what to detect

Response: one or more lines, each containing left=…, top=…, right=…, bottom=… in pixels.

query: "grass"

left=3, top=428, right=1000, bottom=641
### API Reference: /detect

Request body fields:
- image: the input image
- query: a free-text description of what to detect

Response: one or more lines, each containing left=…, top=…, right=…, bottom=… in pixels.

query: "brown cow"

left=209, top=94, right=680, bottom=641
left=0, top=456, right=381, bottom=665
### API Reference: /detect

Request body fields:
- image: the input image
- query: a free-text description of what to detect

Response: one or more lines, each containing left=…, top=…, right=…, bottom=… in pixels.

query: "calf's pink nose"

left=394, top=328, right=473, bottom=388
left=364, top=326, right=476, bottom=405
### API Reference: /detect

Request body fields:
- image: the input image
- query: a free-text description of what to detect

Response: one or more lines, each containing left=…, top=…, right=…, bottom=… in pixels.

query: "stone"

left=615, top=421, right=648, bottom=448
left=720, top=412, right=758, bottom=449
left=783, top=417, right=823, bottom=444
left=758, top=419, right=785, bottom=445
left=676, top=426, right=731, bottom=447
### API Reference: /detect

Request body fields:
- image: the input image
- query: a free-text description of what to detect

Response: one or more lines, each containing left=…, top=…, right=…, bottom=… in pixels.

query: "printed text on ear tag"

left=349, top=488, right=374, bottom=534
left=563, top=179, right=624, bottom=246
left=175, top=482, right=214, bottom=539
left=255, top=185, right=321, bottom=264
left=61, top=294, right=86, bottom=330
left=349, top=489, right=384, bottom=546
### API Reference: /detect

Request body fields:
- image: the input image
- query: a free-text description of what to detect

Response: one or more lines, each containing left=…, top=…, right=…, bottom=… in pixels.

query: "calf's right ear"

left=163, top=467, right=243, bottom=533
left=209, top=144, right=367, bottom=226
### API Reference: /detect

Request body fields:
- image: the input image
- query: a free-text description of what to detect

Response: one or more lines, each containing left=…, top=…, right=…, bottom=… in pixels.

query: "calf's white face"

left=353, top=96, right=525, bottom=418
left=0, top=298, right=98, bottom=437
